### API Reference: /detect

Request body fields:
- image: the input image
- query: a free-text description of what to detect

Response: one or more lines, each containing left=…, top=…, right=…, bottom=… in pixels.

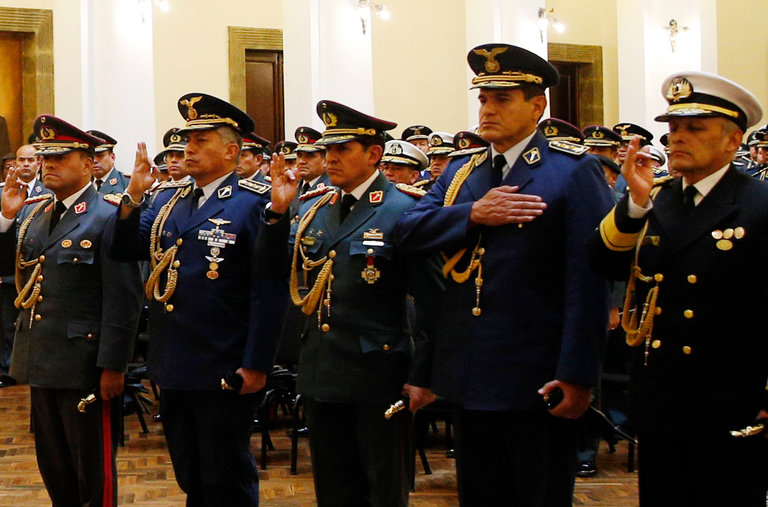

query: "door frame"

left=548, top=43, right=603, bottom=127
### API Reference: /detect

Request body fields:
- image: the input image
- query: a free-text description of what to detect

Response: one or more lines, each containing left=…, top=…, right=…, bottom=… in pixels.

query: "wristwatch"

left=263, top=202, right=284, bottom=221
left=121, top=192, right=144, bottom=209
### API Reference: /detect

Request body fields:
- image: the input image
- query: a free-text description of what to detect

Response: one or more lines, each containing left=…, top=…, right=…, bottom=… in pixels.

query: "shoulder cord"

left=14, top=197, right=53, bottom=328
left=621, top=185, right=665, bottom=365
left=145, top=187, right=187, bottom=302
left=441, top=152, right=488, bottom=316
left=289, top=192, right=336, bottom=328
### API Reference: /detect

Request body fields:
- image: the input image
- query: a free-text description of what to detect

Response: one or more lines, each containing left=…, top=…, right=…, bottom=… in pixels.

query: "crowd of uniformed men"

left=0, top=42, right=767, bottom=507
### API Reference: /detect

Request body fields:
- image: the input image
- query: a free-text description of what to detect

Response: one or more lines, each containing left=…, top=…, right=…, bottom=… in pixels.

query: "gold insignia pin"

left=716, top=239, right=733, bottom=251
left=80, top=240, right=92, bottom=249
left=711, top=230, right=723, bottom=239
left=322, top=112, right=338, bottom=127
left=430, top=136, right=441, bottom=146
left=390, top=144, right=403, bottom=155
left=217, top=186, right=232, bottom=199
left=523, top=147, right=541, bottom=165
left=734, top=227, right=745, bottom=239
left=208, top=218, right=232, bottom=227
left=473, top=46, right=508, bottom=73
left=180, top=96, right=202, bottom=120
left=459, top=138, right=470, bottom=149
left=170, top=134, right=181, bottom=143
left=61, top=239, right=72, bottom=248
left=207, top=270, right=219, bottom=280
left=723, top=228, right=734, bottom=239
left=298, top=134, right=308, bottom=143
left=666, top=77, right=693, bottom=102
left=544, top=125, right=558, bottom=137
left=363, top=228, right=384, bottom=240
left=40, top=126, right=56, bottom=141
left=593, top=130, right=604, bottom=139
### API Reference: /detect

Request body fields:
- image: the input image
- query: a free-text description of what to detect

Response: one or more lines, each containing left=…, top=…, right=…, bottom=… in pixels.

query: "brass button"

left=383, top=344, right=391, bottom=351
left=38, top=255, right=45, bottom=262
left=684, top=309, right=694, bottom=319
left=367, top=248, right=374, bottom=255
left=37, top=275, right=43, bottom=282
left=173, top=260, right=181, bottom=268
left=34, top=314, right=41, bottom=322
left=87, top=333, right=93, bottom=339
left=654, top=273, right=664, bottom=282
left=687, top=275, right=697, bottom=284
left=37, top=296, right=43, bottom=302
left=176, top=238, right=183, bottom=246
left=682, top=345, right=692, bottom=355
left=165, top=304, right=174, bottom=312
left=321, top=323, right=330, bottom=332
left=651, top=339, right=661, bottom=349
left=478, top=247, right=486, bottom=255
left=73, top=258, right=78, bottom=263
left=328, top=250, right=336, bottom=259
left=330, top=274, right=335, bottom=281
left=655, top=307, right=662, bottom=315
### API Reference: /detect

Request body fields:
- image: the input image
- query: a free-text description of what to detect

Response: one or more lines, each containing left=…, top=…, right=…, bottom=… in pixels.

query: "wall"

left=370, top=0, right=468, bottom=136
left=546, top=0, right=619, bottom=128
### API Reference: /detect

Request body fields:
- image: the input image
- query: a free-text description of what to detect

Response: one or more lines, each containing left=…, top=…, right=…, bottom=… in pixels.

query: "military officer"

left=588, top=71, right=768, bottom=506
left=449, top=131, right=490, bottom=161
left=613, top=122, right=654, bottom=165
left=289, top=126, right=328, bottom=220
left=393, top=43, right=613, bottom=506
left=156, top=127, right=189, bottom=183
left=425, top=131, right=455, bottom=182
left=538, top=117, right=585, bottom=144
left=583, top=125, right=623, bottom=162
left=87, top=129, right=130, bottom=194
left=269, top=100, right=441, bottom=507
left=401, top=124, right=433, bottom=155
left=275, top=140, right=298, bottom=173
left=236, top=131, right=270, bottom=181
left=106, top=93, right=289, bottom=506
left=380, top=139, right=428, bottom=186
left=0, top=115, right=143, bottom=506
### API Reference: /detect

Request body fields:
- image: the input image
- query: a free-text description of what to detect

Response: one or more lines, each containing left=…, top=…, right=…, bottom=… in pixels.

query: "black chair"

left=409, top=399, right=455, bottom=490
left=253, top=365, right=300, bottom=470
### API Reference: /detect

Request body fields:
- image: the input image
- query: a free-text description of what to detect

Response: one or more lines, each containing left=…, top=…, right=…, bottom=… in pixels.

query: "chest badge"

left=198, top=218, right=236, bottom=248
left=61, top=239, right=72, bottom=248
left=712, top=227, right=745, bottom=251
left=80, top=240, right=92, bottom=249
left=361, top=247, right=381, bottom=285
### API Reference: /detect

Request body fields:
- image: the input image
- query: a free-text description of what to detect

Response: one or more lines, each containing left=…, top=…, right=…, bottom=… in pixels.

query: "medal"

left=361, top=248, right=380, bottom=284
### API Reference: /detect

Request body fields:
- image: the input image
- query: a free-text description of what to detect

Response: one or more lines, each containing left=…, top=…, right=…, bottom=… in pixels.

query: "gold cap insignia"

left=666, top=77, right=693, bottom=102
left=593, top=130, right=604, bottom=139
left=459, top=138, right=470, bottom=149
left=389, top=143, right=402, bottom=155
left=170, top=134, right=182, bottom=143
left=544, top=125, right=558, bottom=137
left=180, top=96, right=203, bottom=120
left=322, top=112, right=338, bottom=127
left=280, top=146, right=291, bottom=154
left=40, top=127, right=56, bottom=140
left=473, top=46, right=508, bottom=74
left=298, top=133, right=309, bottom=143
left=430, top=136, right=442, bottom=146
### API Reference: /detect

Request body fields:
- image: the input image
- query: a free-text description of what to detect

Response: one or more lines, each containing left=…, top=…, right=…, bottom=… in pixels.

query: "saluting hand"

left=1, top=166, right=29, bottom=220
left=269, top=152, right=298, bottom=215
left=126, top=142, right=157, bottom=201
left=469, top=185, right=547, bottom=227
left=622, top=135, right=656, bottom=208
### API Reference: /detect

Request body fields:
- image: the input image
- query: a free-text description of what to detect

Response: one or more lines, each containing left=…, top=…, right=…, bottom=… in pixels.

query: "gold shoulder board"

left=299, top=185, right=335, bottom=201
left=24, top=194, right=52, bottom=205
left=395, top=183, right=427, bottom=198
left=652, top=175, right=674, bottom=186
left=103, top=193, right=122, bottom=206
left=549, top=140, right=589, bottom=156
left=412, top=180, right=429, bottom=188
left=238, top=178, right=271, bottom=195
left=157, top=179, right=193, bottom=192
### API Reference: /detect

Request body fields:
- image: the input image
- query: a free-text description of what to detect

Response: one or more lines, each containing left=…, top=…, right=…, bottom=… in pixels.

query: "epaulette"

left=24, top=194, right=52, bottom=205
left=299, top=184, right=335, bottom=201
left=103, top=193, right=122, bottom=206
left=549, top=140, right=589, bottom=156
left=652, top=175, right=674, bottom=186
left=238, top=178, right=270, bottom=195
left=156, top=179, right=193, bottom=192
left=265, top=175, right=272, bottom=183
left=395, top=183, right=427, bottom=198
left=412, top=179, right=429, bottom=188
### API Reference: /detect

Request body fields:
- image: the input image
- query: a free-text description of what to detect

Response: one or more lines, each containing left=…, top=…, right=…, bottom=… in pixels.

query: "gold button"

left=328, top=250, right=336, bottom=259
left=34, top=314, right=41, bottom=321
left=734, top=227, right=745, bottom=240
left=655, top=307, right=662, bottom=315
left=330, top=274, right=335, bottom=281
left=367, top=248, right=374, bottom=255
left=73, top=258, right=78, bottom=263
left=383, top=344, right=391, bottom=351
left=37, top=296, right=43, bottom=302
left=321, top=323, right=330, bottom=332
left=176, top=238, right=183, bottom=246
left=723, top=228, right=734, bottom=239
left=323, top=298, right=330, bottom=307
left=682, top=345, right=692, bottom=355
left=654, top=273, right=664, bottom=282
left=711, top=230, right=723, bottom=239
left=687, top=275, right=697, bottom=284
left=37, top=275, right=43, bottom=282
left=684, top=309, right=694, bottom=319
left=166, top=304, right=174, bottom=312
left=87, top=333, right=93, bottom=339
left=651, top=339, right=661, bottom=349
left=173, top=260, right=181, bottom=268
left=38, top=255, right=45, bottom=262
left=478, top=247, right=486, bottom=255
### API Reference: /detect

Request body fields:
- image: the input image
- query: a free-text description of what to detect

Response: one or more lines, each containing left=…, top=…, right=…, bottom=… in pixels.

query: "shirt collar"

left=193, top=172, right=232, bottom=204
left=683, top=164, right=730, bottom=200
left=59, top=181, right=93, bottom=210
left=343, top=169, right=379, bottom=201
left=491, top=130, right=537, bottom=177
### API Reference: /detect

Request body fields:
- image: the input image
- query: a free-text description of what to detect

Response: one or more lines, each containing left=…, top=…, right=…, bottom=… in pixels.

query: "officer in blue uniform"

left=236, top=131, right=271, bottom=181
left=0, top=115, right=143, bottom=506
left=269, top=100, right=441, bottom=507
left=393, top=43, right=613, bottom=506
left=106, top=93, right=289, bottom=506
left=87, top=130, right=130, bottom=194
left=588, top=71, right=768, bottom=507
left=538, top=117, right=585, bottom=144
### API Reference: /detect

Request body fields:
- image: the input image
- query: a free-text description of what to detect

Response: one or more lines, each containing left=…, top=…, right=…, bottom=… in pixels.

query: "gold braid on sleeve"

left=441, top=152, right=488, bottom=316
left=289, top=191, right=336, bottom=322
left=145, top=187, right=187, bottom=303
left=14, top=196, right=52, bottom=328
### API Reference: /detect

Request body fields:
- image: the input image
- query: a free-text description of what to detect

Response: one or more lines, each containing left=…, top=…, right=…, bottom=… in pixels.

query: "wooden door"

left=245, top=49, right=284, bottom=148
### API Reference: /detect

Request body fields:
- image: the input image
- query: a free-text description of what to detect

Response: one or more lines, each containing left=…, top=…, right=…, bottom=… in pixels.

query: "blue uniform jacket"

left=105, top=172, right=290, bottom=390
left=3, top=186, right=143, bottom=389
left=393, top=132, right=613, bottom=411
left=97, top=167, right=130, bottom=194
left=291, top=173, right=443, bottom=404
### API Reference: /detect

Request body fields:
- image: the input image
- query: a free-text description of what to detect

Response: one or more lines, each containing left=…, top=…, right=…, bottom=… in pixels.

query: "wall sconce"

left=358, top=0, right=390, bottom=35
left=664, top=19, right=689, bottom=52
left=537, top=7, right=565, bottom=43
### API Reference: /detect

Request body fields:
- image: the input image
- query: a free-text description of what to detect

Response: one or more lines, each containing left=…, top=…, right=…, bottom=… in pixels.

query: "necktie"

left=340, top=193, right=357, bottom=222
left=95, top=179, right=103, bottom=191
left=491, top=154, right=506, bottom=187
left=301, top=181, right=311, bottom=196
left=682, top=185, right=698, bottom=210
left=49, top=200, right=67, bottom=234
left=190, top=187, right=204, bottom=215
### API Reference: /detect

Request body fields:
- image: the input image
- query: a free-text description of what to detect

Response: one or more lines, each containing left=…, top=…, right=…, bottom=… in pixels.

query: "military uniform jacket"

left=588, top=167, right=768, bottom=438
left=292, top=172, right=442, bottom=404
left=2, top=186, right=143, bottom=389
left=289, top=173, right=330, bottom=222
left=393, top=132, right=613, bottom=411
left=106, top=172, right=289, bottom=390
left=96, top=167, right=129, bottom=194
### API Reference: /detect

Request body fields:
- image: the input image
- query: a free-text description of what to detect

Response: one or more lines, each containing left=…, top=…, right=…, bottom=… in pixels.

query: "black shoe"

left=577, top=460, right=597, bottom=477
left=0, top=375, right=16, bottom=388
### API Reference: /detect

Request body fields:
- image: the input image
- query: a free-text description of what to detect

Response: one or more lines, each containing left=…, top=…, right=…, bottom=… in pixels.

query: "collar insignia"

left=109, top=178, right=117, bottom=185
left=217, top=185, right=232, bottom=199
left=369, top=190, right=383, bottom=204
left=74, top=201, right=87, bottom=214
left=523, top=147, right=541, bottom=165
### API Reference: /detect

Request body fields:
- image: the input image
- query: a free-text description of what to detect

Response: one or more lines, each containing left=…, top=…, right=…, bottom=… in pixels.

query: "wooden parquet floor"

left=0, top=384, right=640, bottom=506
